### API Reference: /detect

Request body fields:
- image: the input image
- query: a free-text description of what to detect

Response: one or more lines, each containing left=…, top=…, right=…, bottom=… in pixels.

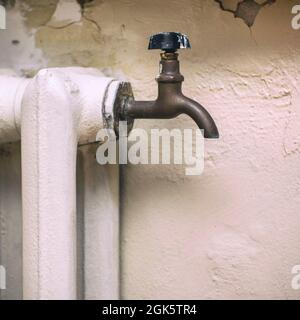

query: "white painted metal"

left=79, top=145, right=119, bottom=300
left=0, top=68, right=124, bottom=300
left=0, top=72, right=30, bottom=144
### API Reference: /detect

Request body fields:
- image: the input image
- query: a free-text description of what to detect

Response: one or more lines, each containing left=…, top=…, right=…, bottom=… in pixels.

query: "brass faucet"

left=120, top=32, right=219, bottom=139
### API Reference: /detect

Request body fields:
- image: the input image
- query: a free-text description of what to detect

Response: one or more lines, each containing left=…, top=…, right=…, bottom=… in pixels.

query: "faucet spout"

left=177, top=96, right=219, bottom=138
left=125, top=94, right=219, bottom=138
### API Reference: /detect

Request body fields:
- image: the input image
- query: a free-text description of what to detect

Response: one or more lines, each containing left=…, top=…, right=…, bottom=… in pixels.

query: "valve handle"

left=148, top=32, right=191, bottom=52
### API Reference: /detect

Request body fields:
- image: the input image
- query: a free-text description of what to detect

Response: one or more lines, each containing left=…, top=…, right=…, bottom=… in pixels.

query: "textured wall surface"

left=0, top=143, right=22, bottom=300
left=0, top=0, right=300, bottom=299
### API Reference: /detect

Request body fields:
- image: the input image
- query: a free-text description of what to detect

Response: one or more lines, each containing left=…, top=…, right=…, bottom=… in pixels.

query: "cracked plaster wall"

left=0, top=0, right=300, bottom=299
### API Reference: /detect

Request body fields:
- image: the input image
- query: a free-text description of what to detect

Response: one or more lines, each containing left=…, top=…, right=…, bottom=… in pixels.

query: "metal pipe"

left=0, top=72, right=30, bottom=144
left=0, top=67, right=131, bottom=300
left=123, top=52, right=219, bottom=139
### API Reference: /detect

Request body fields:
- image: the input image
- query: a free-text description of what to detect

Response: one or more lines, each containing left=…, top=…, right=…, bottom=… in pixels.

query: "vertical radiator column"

left=20, top=68, right=127, bottom=300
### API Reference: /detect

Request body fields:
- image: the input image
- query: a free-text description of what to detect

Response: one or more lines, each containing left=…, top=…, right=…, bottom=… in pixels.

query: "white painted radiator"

left=0, top=67, right=126, bottom=300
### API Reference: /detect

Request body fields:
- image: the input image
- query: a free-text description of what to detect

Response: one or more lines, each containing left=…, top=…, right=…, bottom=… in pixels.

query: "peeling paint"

left=46, top=0, right=82, bottom=29
left=0, top=3, right=47, bottom=76
left=215, top=0, right=276, bottom=27
left=20, top=0, right=59, bottom=29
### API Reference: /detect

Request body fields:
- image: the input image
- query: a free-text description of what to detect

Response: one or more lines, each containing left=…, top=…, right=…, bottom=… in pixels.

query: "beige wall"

left=1, top=0, right=300, bottom=299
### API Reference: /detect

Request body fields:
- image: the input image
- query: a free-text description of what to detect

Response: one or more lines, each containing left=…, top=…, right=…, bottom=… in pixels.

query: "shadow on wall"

left=0, top=0, right=15, bottom=8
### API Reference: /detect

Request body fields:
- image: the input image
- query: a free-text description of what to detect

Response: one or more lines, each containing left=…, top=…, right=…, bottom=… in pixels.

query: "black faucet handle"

left=148, top=32, right=191, bottom=52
